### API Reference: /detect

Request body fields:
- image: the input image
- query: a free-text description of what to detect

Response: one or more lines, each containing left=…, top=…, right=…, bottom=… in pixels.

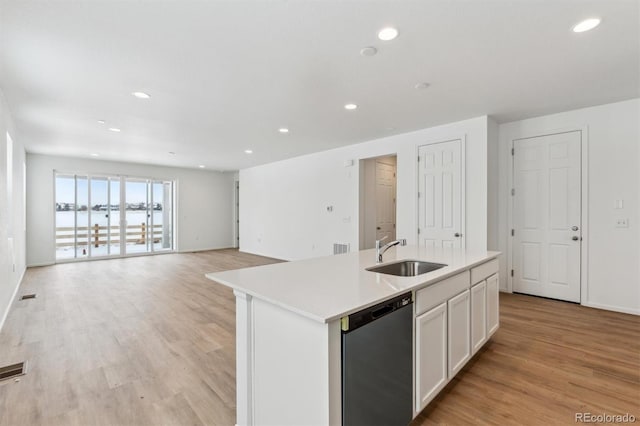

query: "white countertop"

left=205, top=246, right=499, bottom=323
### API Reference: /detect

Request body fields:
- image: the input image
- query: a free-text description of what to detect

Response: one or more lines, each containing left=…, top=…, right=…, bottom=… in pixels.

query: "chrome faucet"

left=375, top=236, right=407, bottom=263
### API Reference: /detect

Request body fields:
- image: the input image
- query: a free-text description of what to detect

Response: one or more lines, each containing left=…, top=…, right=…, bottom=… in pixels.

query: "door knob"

left=571, top=226, right=579, bottom=231
left=572, top=236, right=579, bottom=241
left=454, top=233, right=462, bottom=238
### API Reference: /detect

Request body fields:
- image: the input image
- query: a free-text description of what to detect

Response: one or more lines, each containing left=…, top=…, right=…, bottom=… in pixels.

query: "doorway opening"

left=359, top=155, right=397, bottom=250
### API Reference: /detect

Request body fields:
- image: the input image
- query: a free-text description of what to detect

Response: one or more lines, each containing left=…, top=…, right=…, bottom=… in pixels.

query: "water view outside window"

left=55, top=173, right=173, bottom=260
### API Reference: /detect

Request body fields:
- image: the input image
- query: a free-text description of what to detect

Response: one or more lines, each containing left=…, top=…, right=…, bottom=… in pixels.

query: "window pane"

left=76, top=176, right=89, bottom=258
left=55, top=175, right=76, bottom=259
left=110, top=178, right=121, bottom=255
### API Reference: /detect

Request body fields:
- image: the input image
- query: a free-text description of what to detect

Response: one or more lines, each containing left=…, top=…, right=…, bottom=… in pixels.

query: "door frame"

left=234, top=179, right=240, bottom=248
left=415, top=136, right=466, bottom=248
left=506, top=126, right=589, bottom=305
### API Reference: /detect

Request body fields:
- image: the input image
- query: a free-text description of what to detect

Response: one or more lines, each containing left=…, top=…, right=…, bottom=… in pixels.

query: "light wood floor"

left=0, top=249, right=638, bottom=425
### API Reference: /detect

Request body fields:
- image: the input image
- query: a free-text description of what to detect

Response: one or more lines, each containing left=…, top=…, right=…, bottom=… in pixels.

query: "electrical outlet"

left=615, top=218, right=629, bottom=228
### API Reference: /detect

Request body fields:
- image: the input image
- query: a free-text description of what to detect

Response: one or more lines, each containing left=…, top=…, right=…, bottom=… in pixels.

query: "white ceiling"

left=1, top=0, right=638, bottom=171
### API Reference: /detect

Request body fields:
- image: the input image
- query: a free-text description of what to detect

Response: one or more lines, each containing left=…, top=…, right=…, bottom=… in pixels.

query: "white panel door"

left=470, top=281, right=487, bottom=354
left=418, top=140, right=463, bottom=249
left=513, top=131, right=581, bottom=302
left=447, top=289, right=470, bottom=377
left=375, top=161, right=396, bottom=241
left=415, top=302, right=448, bottom=413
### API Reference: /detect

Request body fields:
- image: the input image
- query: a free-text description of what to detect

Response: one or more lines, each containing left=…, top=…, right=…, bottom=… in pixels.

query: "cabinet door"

left=415, top=302, right=447, bottom=413
left=487, top=273, right=500, bottom=336
left=448, top=289, right=471, bottom=377
left=471, top=281, right=487, bottom=354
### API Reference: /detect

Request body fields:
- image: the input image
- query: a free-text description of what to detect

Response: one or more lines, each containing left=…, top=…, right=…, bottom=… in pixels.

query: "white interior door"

left=512, top=131, right=581, bottom=303
left=418, top=140, right=463, bottom=248
left=375, top=161, right=396, bottom=241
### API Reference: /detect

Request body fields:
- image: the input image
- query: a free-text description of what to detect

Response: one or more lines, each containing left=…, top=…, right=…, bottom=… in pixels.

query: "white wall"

left=240, top=116, right=489, bottom=261
left=26, top=154, right=236, bottom=266
left=498, top=98, right=640, bottom=314
left=0, top=90, right=26, bottom=331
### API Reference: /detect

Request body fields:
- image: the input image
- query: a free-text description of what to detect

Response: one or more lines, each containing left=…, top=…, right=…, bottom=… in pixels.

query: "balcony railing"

left=55, top=223, right=164, bottom=248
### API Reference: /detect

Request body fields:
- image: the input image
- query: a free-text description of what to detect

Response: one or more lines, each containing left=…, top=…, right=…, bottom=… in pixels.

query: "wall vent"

left=20, top=294, right=36, bottom=300
left=0, top=361, right=27, bottom=381
left=333, top=243, right=350, bottom=255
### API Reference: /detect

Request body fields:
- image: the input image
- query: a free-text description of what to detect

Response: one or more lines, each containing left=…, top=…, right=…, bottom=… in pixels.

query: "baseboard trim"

left=238, top=249, right=289, bottom=262
left=26, top=261, right=55, bottom=268
left=582, top=301, right=640, bottom=316
left=178, top=246, right=235, bottom=254
left=0, top=266, right=26, bottom=334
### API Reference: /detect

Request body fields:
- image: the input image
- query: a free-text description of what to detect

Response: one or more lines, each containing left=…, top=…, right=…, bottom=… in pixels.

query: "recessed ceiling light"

left=97, top=120, right=105, bottom=124
left=415, top=82, right=430, bottom=90
left=360, top=46, right=378, bottom=57
left=279, top=128, right=289, bottom=133
left=198, top=165, right=205, bottom=168
left=573, top=18, right=601, bottom=33
left=344, top=103, right=358, bottom=110
left=132, top=91, right=151, bottom=99
left=377, top=27, right=398, bottom=41
left=245, top=149, right=253, bottom=154
left=90, top=153, right=99, bottom=157
left=108, top=127, right=121, bottom=132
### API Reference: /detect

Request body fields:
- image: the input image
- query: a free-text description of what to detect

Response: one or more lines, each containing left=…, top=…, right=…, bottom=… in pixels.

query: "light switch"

left=615, top=218, right=629, bottom=228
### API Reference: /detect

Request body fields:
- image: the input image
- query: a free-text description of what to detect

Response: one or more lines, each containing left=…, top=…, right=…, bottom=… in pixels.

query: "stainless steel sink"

left=366, top=260, right=447, bottom=277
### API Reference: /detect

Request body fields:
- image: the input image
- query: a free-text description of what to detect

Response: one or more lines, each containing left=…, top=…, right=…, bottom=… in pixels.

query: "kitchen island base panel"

left=234, top=290, right=341, bottom=426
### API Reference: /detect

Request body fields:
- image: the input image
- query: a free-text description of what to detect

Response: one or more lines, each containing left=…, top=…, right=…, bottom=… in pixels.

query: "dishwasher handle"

left=371, top=305, right=394, bottom=319
left=342, top=292, right=413, bottom=332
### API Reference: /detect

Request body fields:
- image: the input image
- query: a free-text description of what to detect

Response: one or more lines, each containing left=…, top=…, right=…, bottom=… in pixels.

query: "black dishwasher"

left=341, top=292, right=413, bottom=426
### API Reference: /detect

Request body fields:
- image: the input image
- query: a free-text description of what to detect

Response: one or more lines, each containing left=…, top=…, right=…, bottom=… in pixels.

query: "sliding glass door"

left=89, top=176, right=117, bottom=257
left=125, top=178, right=150, bottom=254
left=55, top=173, right=174, bottom=261
left=54, top=174, right=77, bottom=260
left=152, top=181, right=173, bottom=252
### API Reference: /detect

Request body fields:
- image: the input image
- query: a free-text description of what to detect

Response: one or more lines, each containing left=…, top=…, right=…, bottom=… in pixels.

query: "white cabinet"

left=486, top=273, right=499, bottom=337
left=413, top=260, right=499, bottom=418
left=470, top=280, right=487, bottom=354
left=447, top=289, right=471, bottom=377
left=415, top=302, right=448, bottom=413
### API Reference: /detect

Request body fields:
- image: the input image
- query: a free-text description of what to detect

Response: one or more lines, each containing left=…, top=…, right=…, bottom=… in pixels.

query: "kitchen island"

left=206, top=246, right=500, bottom=426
